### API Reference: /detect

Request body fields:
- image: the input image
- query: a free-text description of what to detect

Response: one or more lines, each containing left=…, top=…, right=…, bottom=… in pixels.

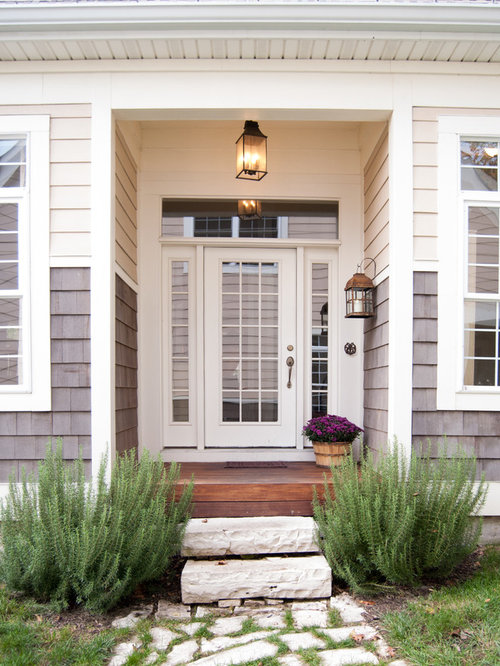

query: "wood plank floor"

left=171, top=462, right=333, bottom=518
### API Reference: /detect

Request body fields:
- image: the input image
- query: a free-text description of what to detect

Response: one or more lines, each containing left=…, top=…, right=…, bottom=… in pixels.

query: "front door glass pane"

left=170, top=261, right=189, bottom=421
left=221, top=261, right=279, bottom=422
left=311, top=263, right=329, bottom=417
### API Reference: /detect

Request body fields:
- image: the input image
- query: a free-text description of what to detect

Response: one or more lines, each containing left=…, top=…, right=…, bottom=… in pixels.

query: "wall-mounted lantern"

left=235, top=121, right=268, bottom=181
left=238, top=199, right=262, bottom=220
left=345, top=258, right=376, bottom=318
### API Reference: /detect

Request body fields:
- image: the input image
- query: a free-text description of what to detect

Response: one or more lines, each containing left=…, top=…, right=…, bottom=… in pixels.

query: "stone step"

left=181, top=554, right=332, bottom=603
left=181, top=516, right=320, bottom=557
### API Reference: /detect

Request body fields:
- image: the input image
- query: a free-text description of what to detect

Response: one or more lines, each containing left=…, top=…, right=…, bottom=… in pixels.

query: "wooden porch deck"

left=172, top=462, right=332, bottom=518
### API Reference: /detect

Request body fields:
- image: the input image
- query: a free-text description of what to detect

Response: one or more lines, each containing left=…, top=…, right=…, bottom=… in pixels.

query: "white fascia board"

left=2, top=3, right=500, bottom=37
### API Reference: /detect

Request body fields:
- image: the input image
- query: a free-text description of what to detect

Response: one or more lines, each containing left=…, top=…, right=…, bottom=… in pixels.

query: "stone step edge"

left=181, top=554, right=332, bottom=604
left=182, top=516, right=321, bottom=557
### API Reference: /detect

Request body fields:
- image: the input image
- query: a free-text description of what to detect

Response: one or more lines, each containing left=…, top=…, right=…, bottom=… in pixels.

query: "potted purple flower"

left=302, top=414, right=363, bottom=467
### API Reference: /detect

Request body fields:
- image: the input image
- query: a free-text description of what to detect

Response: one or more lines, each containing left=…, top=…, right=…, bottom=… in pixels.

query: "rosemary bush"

left=313, top=443, right=486, bottom=593
left=0, top=442, right=193, bottom=613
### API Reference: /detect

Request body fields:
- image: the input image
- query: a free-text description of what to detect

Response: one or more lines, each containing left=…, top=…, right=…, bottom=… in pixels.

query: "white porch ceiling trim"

left=2, top=1, right=500, bottom=63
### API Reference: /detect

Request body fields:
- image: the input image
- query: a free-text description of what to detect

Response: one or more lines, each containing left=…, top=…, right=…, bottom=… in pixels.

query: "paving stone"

left=322, top=625, right=378, bottom=643
left=292, top=600, right=328, bottom=611
left=181, top=621, right=204, bottom=636
left=388, top=661, right=411, bottom=666
left=256, top=614, right=287, bottom=629
left=150, top=627, right=176, bottom=651
left=233, top=605, right=285, bottom=616
left=210, top=616, right=247, bottom=635
left=155, top=601, right=191, bottom=620
left=293, top=609, right=329, bottom=628
left=318, top=647, right=379, bottom=665
left=265, top=598, right=284, bottom=605
left=181, top=516, right=320, bottom=556
left=278, top=656, right=306, bottom=666
left=111, top=610, right=150, bottom=629
left=375, top=636, right=393, bottom=659
left=201, top=631, right=272, bottom=653
left=196, top=605, right=230, bottom=618
left=163, top=639, right=198, bottom=665
left=144, top=652, right=159, bottom=665
left=182, top=555, right=331, bottom=603
left=108, top=640, right=141, bottom=666
left=218, top=599, right=241, bottom=608
left=280, top=631, right=325, bottom=650
left=329, top=594, right=366, bottom=624
left=243, top=599, right=266, bottom=607
left=190, top=639, right=278, bottom=665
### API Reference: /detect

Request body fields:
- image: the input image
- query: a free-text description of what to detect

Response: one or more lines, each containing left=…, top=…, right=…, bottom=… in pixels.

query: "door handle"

left=286, top=356, right=295, bottom=388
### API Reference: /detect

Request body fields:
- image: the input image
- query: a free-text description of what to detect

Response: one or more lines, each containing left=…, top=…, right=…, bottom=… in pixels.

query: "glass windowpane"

left=241, top=263, right=259, bottom=292
left=468, top=265, right=499, bottom=294
left=241, top=359, right=259, bottom=390
left=222, top=293, right=240, bottom=325
left=311, top=392, right=328, bottom=418
left=223, top=392, right=240, bottom=422
left=0, top=139, right=26, bottom=164
left=172, top=392, right=189, bottom=422
left=222, top=263, right=240, bottom=292
left=464, top=301, right=496, bottom=329
left=261, top=295, right=278, bottom=324
left=0, top=327, right=19, bottom=355
left=172, top=360, right=189, bottom=390
left=222, top=359, right=240, bottom=390
left=0, top=234, right=18, bottom=260
left=172, top=294, right=188, bottom=324
left=171, top=261, right=188, bottom=291
left=261, top=360, right=278, bottom=390
left=0, top=204, right=18, bottom=231
left=261, top=263, right=278, bottom=293
left=0, top=298, right=19, bottom=326
left=241, top=392, right=259, bottom=422
left=461, top=167, right=497, bottom=191
left=261, top=327, right=278, bottom=357
left=241, top=327, right=258, bottom=357
left=469, top=207, right=499, bottom=235
left=261, top=392, right=278, bottom=422
left=222, top=327, right=240, bottom=358
left=464, top=330, right=496, bottom=358
left=461, top=141, right=498, bottom=167
left=464, top=358, right=495, bottom=386
left=241, top=293, right=259, bottom=325
left=0, top=263, right=18, bottom=290
left=469, top=236, right=498, bottom=265
left=172, top=326, right=188, bottom=357
left=0, top=358, right=18, bottom=385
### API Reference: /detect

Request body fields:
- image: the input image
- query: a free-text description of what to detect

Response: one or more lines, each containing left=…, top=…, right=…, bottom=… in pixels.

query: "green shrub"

left=0, top=441, right=193, bottom=613
left=313, top=443, right=486, bottom=593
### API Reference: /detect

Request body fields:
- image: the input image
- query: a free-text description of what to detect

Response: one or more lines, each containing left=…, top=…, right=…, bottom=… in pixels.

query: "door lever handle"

left=286, top=356, right=295, bottom=388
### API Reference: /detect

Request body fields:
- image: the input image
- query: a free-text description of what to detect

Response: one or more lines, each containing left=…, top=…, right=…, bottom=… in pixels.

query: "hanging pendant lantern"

left=238, top=199, right=262, bottom=220
left=345, top=259, right=376, bottom=318
left=236, top=121, right=268, bottom=181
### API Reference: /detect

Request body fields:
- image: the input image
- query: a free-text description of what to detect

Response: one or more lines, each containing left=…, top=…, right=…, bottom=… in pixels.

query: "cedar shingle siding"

left=0, top=268, right=91, bottom=481
left=412, top=272, right=500, bottom=481
left=115, top=275, right=138, bottom=454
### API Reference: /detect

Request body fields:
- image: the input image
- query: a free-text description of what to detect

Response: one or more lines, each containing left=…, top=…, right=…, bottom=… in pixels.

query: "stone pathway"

left=108, top=595, right=411, bottom=666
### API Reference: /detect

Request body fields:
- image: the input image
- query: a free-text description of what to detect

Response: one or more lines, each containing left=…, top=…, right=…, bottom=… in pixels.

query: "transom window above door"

left=161, top=199, right=338, bottom=240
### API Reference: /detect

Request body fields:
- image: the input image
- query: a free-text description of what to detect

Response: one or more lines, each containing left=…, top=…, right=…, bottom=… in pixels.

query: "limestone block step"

left=181, top=516, right=320, bottom=557
left=181, top=555, right=331, bottom=603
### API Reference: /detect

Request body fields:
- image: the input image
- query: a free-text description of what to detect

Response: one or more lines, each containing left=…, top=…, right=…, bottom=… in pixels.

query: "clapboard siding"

left=412, top=272, right=500, bottom=481
left=0, top=268, right=91, bottom=481
left=412, top=106, right=500, bottom=263
left=115, top=127, right=138, bottom=283
left=364, top=129, right=389, bottom=275
left=363, top=276, right=389, bottom=451
left=0, top=103, right=91, bottom=258
left=115, top=274, right=138, bottom=454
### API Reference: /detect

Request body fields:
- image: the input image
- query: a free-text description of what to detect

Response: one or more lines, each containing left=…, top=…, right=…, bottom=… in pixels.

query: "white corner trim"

left=115, top=262, right=139, bottom=293
left=413, top=260, right=439, bottom=273
left=50, top=256, right=92, bottom=268
left=437, top=115, right=500, bottom=412
left=387, top=85, right=413, bottom=456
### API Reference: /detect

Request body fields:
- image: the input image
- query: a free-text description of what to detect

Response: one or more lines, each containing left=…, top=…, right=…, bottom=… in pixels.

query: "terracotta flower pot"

left=312, top=441, right=351, bottom=467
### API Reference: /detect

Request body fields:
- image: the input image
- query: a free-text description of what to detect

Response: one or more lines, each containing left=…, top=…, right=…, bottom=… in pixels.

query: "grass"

left=0, top=586, right=118, bottom=666
left=383, top=546, right=500, bottom=666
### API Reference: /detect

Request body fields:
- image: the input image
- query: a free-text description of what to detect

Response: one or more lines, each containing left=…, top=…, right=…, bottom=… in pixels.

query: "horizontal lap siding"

left=0, top=103, right=91, bottom=258
left=0, top=268, right=91, bottom=481
left=412, top=272, right=500, bottom=481
left=413, top=106, right=500, bottom=263
left=115, top=127, right=138, bottom=283
left=115, top=275, right=138, bottom=454
left=363, top=130, right=389, bottom=452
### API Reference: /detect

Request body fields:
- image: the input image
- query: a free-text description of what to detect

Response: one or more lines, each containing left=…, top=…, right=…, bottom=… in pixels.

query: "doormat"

left=224, top=461, right=288, bottom=468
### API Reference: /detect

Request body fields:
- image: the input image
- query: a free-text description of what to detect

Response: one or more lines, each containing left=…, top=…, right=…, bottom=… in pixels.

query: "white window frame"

left=0, top=115, right=50, bottom=411
left=437, top=115, right=500, bottom=411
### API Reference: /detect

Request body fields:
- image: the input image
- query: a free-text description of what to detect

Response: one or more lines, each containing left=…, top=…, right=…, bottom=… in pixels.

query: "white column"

left=387, top=79, right=414, bottom=456
left=90, top=94, right=115, bottom=480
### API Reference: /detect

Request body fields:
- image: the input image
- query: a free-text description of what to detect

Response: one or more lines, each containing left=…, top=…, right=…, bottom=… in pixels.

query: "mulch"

left=39, top=548, right=484, bottom=635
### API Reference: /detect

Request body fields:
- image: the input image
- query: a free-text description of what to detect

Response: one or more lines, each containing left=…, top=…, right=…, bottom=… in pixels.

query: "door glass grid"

left=311, top=263, right=328, bottom=417
left=222, top=261, right=279, bottom=422
left=170, top=261, right=189, bottom=422
left=0, top=203, right=21, bottom=385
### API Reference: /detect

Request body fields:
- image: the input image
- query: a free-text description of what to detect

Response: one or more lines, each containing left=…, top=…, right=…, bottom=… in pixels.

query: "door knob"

left=286, top=356, right=294, bottom=388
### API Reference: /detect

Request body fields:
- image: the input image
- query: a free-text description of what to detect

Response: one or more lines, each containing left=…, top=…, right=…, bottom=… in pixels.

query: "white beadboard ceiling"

left=1, top=1, right=500, bottom=63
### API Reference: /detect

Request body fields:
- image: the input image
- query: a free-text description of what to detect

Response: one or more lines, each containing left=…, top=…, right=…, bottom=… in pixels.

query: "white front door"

left=204, top=247, right=297, bottom=447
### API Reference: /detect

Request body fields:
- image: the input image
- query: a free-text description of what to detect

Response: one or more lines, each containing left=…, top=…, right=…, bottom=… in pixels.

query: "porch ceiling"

left=2, top=1, right=500, bottom=64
